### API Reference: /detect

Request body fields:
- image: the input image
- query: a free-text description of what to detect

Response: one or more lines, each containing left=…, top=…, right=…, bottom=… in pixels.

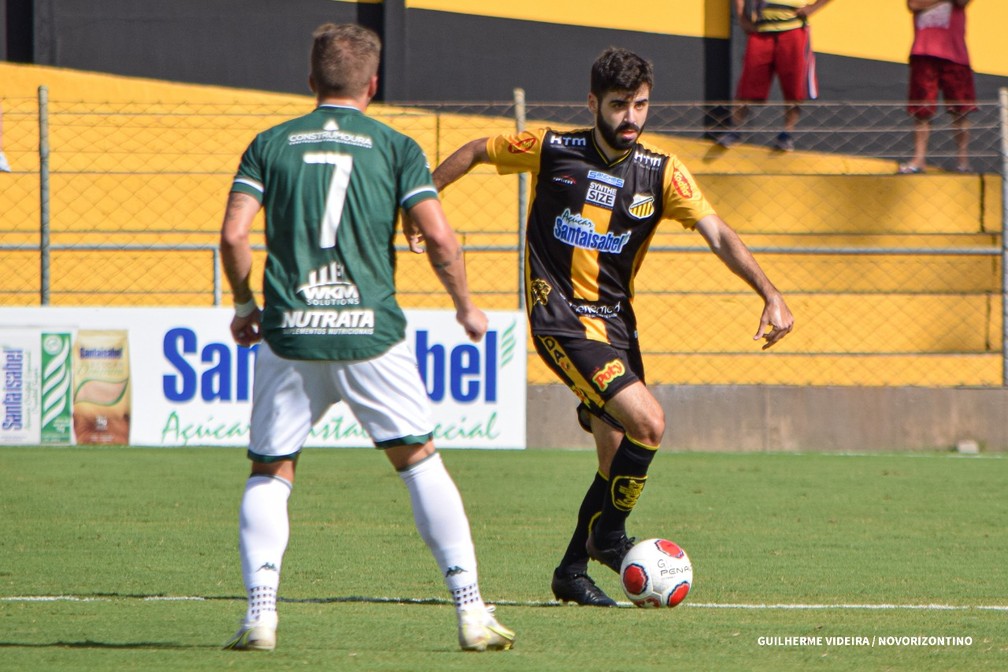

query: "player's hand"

left=456, top=305, right=488, bottom=342
left=231, top=310, right=262, bottom=347
left=754, top=293, right=793, bottom=350
left=402, top=211, right=426, bottom=254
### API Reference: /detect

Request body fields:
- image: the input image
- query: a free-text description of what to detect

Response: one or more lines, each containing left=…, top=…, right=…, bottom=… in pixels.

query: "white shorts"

left=248, top=340, right=434, bottom=461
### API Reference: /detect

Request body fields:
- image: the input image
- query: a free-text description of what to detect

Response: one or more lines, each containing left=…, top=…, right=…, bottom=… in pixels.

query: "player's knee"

left=629, top=409, right=664, bottom=448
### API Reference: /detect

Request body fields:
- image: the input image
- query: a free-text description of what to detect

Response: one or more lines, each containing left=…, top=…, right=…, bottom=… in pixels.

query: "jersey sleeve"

left=230, top=134, right=266, bottom=203
left=485, top=128, right=547, bottom=175
left=661, top=157, right=716, bottom=229
left=398, top=136, right=440, bottom=211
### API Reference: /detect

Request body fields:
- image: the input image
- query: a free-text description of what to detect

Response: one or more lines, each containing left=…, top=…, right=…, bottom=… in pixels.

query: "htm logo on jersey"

left=628, top=193, right=655, bottom=220
left=553, top=209, right=630, bottom=254
left=633, top=150, right=662, bottom=168
left=549, top=134, right=587, bottom=147
left=297, top=262, right=361, bottom=307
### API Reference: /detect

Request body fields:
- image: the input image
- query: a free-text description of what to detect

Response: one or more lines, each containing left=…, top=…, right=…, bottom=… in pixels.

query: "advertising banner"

left=1, top=329, right=73, bottom=445
left=0, top=308, right=526, bottom=449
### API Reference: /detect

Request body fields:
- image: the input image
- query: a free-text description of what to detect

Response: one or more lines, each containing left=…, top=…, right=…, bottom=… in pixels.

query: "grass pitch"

left=1, top=446, right=1006, bottom=671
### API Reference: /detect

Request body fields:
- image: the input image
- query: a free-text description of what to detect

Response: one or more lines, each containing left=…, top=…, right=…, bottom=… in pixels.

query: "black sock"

left=595, top=435, right=657, bottom=544
left=557, top=472, right=608, bottom=574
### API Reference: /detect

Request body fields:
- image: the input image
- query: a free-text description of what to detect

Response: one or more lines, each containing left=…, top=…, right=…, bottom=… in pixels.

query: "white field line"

left=3, top=595, right=1008, bottom=611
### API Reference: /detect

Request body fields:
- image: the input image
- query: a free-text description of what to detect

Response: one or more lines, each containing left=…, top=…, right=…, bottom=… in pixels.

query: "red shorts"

left=907, top=55, right=977, bottom=120
left=735, top=26, right=817, bottom=102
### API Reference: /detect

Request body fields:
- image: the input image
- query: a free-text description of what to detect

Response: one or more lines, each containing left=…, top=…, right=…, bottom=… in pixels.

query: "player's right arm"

left=219, top=191, right=263, bottom=347
left=432, top=138, right=491, bottom=191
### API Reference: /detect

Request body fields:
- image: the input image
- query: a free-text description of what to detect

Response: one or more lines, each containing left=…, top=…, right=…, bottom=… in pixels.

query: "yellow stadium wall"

left=0, top=63, right=1003, bottom=389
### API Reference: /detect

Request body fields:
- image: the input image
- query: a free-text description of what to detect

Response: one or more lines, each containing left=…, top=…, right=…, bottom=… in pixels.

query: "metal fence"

left=1, top=88, right=1006, bottom=387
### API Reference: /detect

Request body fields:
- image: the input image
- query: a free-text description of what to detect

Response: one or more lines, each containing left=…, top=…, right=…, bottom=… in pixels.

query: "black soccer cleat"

left=551, top=568, right=617, bottom=607
left=586, top=532, right=636, bottom=574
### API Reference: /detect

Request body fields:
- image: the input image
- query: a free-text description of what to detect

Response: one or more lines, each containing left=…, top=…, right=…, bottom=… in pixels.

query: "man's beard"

left=595, top=111, right=642, bottom=151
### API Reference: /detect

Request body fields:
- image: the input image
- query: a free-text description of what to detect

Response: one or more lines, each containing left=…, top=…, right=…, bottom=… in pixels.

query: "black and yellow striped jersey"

left=486, top=128, right=715, bottom=349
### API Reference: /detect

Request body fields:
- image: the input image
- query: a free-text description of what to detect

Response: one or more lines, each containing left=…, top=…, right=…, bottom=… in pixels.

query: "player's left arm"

left=219, top=191, right=263, bottom=347
left=695, top=214, right=794, bottom=350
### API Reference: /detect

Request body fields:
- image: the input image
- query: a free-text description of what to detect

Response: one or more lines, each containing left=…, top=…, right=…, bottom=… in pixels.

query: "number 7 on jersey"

left=304, top=151, right=354, bottom=248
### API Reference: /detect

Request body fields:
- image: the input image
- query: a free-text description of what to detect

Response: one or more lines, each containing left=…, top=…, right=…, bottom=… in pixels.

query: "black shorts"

left=532, top=333, right=645, bottom=429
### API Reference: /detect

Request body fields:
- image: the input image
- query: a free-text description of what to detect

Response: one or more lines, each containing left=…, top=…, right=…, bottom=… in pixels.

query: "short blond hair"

left=310, top=23, right=381, bottom=98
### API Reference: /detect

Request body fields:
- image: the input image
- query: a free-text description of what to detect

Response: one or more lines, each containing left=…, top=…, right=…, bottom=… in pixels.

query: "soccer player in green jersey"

left=432, top=47, right=793, bottom=606
left=219, top=23, right=514, bottom=652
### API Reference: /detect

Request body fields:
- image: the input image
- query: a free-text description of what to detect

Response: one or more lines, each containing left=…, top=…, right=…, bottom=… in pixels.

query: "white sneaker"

left=457, top=605, right=515, bottom=651
left=223, top=610, right=278, bottom=651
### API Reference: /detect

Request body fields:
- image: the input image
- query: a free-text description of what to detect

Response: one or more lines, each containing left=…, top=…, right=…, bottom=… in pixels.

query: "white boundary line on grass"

left=4, top=595, right=1008, bottom=611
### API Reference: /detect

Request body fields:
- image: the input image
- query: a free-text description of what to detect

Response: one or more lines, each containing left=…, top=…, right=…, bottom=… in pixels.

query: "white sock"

left=398, top=453, right=485, bottom=610
left=239, top=475, right=291, bottom=621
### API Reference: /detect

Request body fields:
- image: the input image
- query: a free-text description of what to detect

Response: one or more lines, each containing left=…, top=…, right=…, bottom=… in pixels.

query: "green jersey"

left=231, top=104, right=438, bottom=361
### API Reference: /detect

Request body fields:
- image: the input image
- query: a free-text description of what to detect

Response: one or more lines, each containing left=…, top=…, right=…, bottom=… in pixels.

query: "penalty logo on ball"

left=620, top=538, right=693, bottom=608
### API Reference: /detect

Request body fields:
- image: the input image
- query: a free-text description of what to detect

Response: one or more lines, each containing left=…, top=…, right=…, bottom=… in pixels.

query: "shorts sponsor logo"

left=553, top=209, right=630, bottom=254
left=592, top=358, right=625, bottom=391
left=628, top=193, right=655, bottom=220
left=552, top=174, right=576, bottom=186
left=587, top=170, right=625, bottom=188
left=507, top=136, right=538, bottom=153
left=672, top=167, right=694, bottom=199
left=586, top=181, right=617, bottom=209
left=538, top=335, right=571, bottom=373
left=297, top=261, right=362, bottom=307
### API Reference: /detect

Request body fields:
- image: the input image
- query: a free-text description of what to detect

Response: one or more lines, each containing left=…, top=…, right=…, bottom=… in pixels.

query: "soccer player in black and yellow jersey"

left=430, top=47, right=794, bottom=606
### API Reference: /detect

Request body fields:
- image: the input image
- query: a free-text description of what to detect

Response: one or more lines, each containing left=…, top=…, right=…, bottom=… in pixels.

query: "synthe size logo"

left=553, top=209, right=630, bottom=253
left=297, top=262, right=361, bottom=306
left=586, top=181, right=617, bottom=209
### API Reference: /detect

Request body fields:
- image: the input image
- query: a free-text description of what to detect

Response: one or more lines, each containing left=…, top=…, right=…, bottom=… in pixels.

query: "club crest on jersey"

left=628, top=193, right=655, bottom=220
left=530, top=278, right=552, bottom=307
left=592, top=358, right=626, bottom=391
left=297, top=261, right=361, bottom=306
left=672, top=167, right=695, bottom=199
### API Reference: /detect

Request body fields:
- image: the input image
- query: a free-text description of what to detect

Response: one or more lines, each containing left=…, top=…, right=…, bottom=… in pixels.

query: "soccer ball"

left=620, top=538, right=693, bottom=608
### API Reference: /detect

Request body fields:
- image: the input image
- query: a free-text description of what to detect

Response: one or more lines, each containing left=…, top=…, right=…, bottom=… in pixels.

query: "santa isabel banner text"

left=0, top=307, right=526, bottom=449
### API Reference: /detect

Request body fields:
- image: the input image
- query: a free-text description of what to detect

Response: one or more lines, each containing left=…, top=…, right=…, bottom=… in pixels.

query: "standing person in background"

left=719, top=0, right=834, bottom=152
left=898, top=0, right=976, bottom=174
left=219, top=23, right=514, bottom=653
left=431, top=47, right=793, bottom=607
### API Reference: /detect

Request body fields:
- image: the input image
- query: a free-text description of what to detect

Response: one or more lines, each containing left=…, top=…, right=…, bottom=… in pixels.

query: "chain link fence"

left=1, top=89, right=1005, bottom=387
